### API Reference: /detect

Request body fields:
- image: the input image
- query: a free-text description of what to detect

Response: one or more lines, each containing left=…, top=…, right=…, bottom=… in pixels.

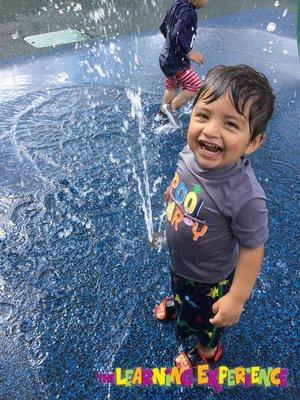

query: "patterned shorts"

left=171, top=270, right=234, bottom=348
left=164, top=67, right=202, bottom=93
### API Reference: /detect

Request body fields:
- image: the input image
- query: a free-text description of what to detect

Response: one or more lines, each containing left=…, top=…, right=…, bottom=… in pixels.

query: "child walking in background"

left=154, top=65, right=275, bottom=369
left=155, top=0, right=209, bottom=128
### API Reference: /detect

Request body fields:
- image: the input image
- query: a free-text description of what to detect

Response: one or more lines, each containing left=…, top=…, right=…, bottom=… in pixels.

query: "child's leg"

left=172, top=271, right=234, bottom=367
left=171, top=89, right=197, bottom=109
left=170, top=66, right=202, bottom=109
left=161, top=88, right=181, bottom=127
left=197, top=342, right=217, bottom=355
left=163, top=88, right=177, bottom=105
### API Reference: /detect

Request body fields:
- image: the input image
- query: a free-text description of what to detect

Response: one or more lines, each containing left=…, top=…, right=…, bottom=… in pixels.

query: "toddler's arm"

left=186, top=50, right=204, bottom=66
left=209, top=245, right=264, bottom=328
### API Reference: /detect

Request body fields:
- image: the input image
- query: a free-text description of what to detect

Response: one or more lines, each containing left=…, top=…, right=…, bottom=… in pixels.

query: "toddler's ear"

left=245, top=133, right=266, bottom=155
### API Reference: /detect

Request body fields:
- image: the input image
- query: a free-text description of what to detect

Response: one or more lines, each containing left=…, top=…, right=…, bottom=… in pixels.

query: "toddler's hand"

left=186, top=51, right=204, bottom=66
left=209, top=293, right=244, bottom=328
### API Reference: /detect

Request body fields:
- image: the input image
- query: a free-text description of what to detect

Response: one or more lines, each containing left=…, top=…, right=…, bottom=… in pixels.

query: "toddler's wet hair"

left=194, top=65, right=275, bottom=139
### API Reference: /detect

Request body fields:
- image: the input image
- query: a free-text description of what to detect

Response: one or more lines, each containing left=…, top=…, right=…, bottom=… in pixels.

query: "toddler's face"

left=187, top=91, right=253, bottom=170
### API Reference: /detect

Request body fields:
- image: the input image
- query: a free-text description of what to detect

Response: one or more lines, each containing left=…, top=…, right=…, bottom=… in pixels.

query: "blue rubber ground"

left=0, top=8, right=299, bottom=400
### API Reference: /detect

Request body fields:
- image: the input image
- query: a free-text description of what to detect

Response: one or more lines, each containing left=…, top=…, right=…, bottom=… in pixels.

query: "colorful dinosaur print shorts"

left=171, top=270, right=234, bottom=348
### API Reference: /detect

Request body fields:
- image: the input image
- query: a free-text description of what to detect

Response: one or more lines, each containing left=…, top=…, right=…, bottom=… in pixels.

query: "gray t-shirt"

left=166, top=145, right=268, bottom=283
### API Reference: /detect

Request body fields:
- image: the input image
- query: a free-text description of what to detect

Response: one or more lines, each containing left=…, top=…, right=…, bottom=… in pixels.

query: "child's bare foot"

left=174, top=352, right=193, bottom=370
left=154, top=302, right=166, bottom=320
left=153, top=297, right=176, bottom=321
left=174, top=343, right=222, bottom=369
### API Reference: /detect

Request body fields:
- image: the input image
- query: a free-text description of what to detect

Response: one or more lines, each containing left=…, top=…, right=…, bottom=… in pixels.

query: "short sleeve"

left=230, top=198, right=269, bottom=248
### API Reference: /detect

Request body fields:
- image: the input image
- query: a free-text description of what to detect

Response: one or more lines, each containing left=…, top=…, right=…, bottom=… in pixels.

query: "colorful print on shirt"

left=166, top=172, right=208, bottom=241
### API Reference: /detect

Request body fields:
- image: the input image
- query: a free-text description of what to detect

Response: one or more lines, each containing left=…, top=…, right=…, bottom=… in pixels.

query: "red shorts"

left=164, top=67, right=202, bottom=93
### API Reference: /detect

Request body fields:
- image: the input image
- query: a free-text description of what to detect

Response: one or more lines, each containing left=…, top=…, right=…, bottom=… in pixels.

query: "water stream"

left=126, top=87, right=154, bottom=243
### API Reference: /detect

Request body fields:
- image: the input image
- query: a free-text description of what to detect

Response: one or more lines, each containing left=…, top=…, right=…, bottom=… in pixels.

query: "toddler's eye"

left=226, top=121, right=239, bottom=129
left=196, top=113, right=208, bottom=120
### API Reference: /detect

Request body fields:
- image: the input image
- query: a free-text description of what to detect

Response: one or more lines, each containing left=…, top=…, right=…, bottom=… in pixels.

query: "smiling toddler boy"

left=155, top=65, right=275, bottom=369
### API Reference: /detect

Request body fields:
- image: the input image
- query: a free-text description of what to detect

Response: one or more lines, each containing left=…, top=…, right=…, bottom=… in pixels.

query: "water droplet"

left=266, top=22, right=276, bottom=32
left=108, top=153, right=118, bottom=163
left=38, top=269, right=58, bottom=289
left=0, top=227, right=6, bottom=241
left=58, top=224, right=73, bottom=238
left=85, top=220, right=91, bottom=229
left=57, top=72, right=69, bottom=83
left=0, top=277, right=5, bottom=295
left=0, top=303, right=14, bottom=323
left=11, top=31, right=19, bottom=39
left=123, top=120, right=129, bottom=130
left=74, top=3, right=82, bottom=12
left=33, top=350, right=48, bottom=366
left=94, top=64, right=106, bottom=77
left=20, top=318, right=34, bottom=333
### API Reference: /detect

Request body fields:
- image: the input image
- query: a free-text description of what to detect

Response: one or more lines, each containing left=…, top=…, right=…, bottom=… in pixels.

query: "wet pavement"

left=0, top=0, right=296, bottom=60
left=0, top=1, right=299, bottom=400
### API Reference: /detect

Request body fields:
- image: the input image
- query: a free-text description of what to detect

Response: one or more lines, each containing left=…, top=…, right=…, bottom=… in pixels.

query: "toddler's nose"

left=202, top=120, right=220, bottom=139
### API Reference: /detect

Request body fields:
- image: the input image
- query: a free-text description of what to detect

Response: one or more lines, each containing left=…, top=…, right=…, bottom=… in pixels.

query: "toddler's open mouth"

left=199, top=141, right=223, bottom=154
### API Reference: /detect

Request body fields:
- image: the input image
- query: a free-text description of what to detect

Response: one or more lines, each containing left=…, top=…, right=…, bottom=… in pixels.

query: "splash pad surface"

left=0, top=8, right=299, bottom=400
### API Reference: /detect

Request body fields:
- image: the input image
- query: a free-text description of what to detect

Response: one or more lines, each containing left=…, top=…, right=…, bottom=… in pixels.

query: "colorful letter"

left=124, top=369, right=134, bottom=387
left=226, top=369, right=236, bottom=387
left=196, top=364, right=209, bottom=384
left=166, top=201, right=176, bottom=221
left=171, top=206, right=183, bottom=231
left=218, top=366, right=228, bottom=384
left=279, top=368, right=289, bottom=387
left=180, top=369, right=194, bottom=387
left=183, top=191, right=197, bottom=214
left=269, top=368, right=281, bottom=386
left=257, top=368, right=271, bottom=387
left=207, top=368, right=223, bottom=393
left=192, top=222, right=208, bottom=241
left=244, top=369, right=252, bottom=387
left=250, top=366, right=260, bottom=385
left=152, top=368, right=166, bottom=386
left=142, top=369, right=153, bottom=386
left=131, top=367, right=142, bottom=385
left=171, top=172, right=180, bottom=188
left=95, top=372, right=115, bottom=384
left=170, top=367, right=181, bottom=385
left=174, top=182, right=187, bottom=204
left=115, top=368, right=127, bottom=386
left=234, top=367, right=245, bottom=385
